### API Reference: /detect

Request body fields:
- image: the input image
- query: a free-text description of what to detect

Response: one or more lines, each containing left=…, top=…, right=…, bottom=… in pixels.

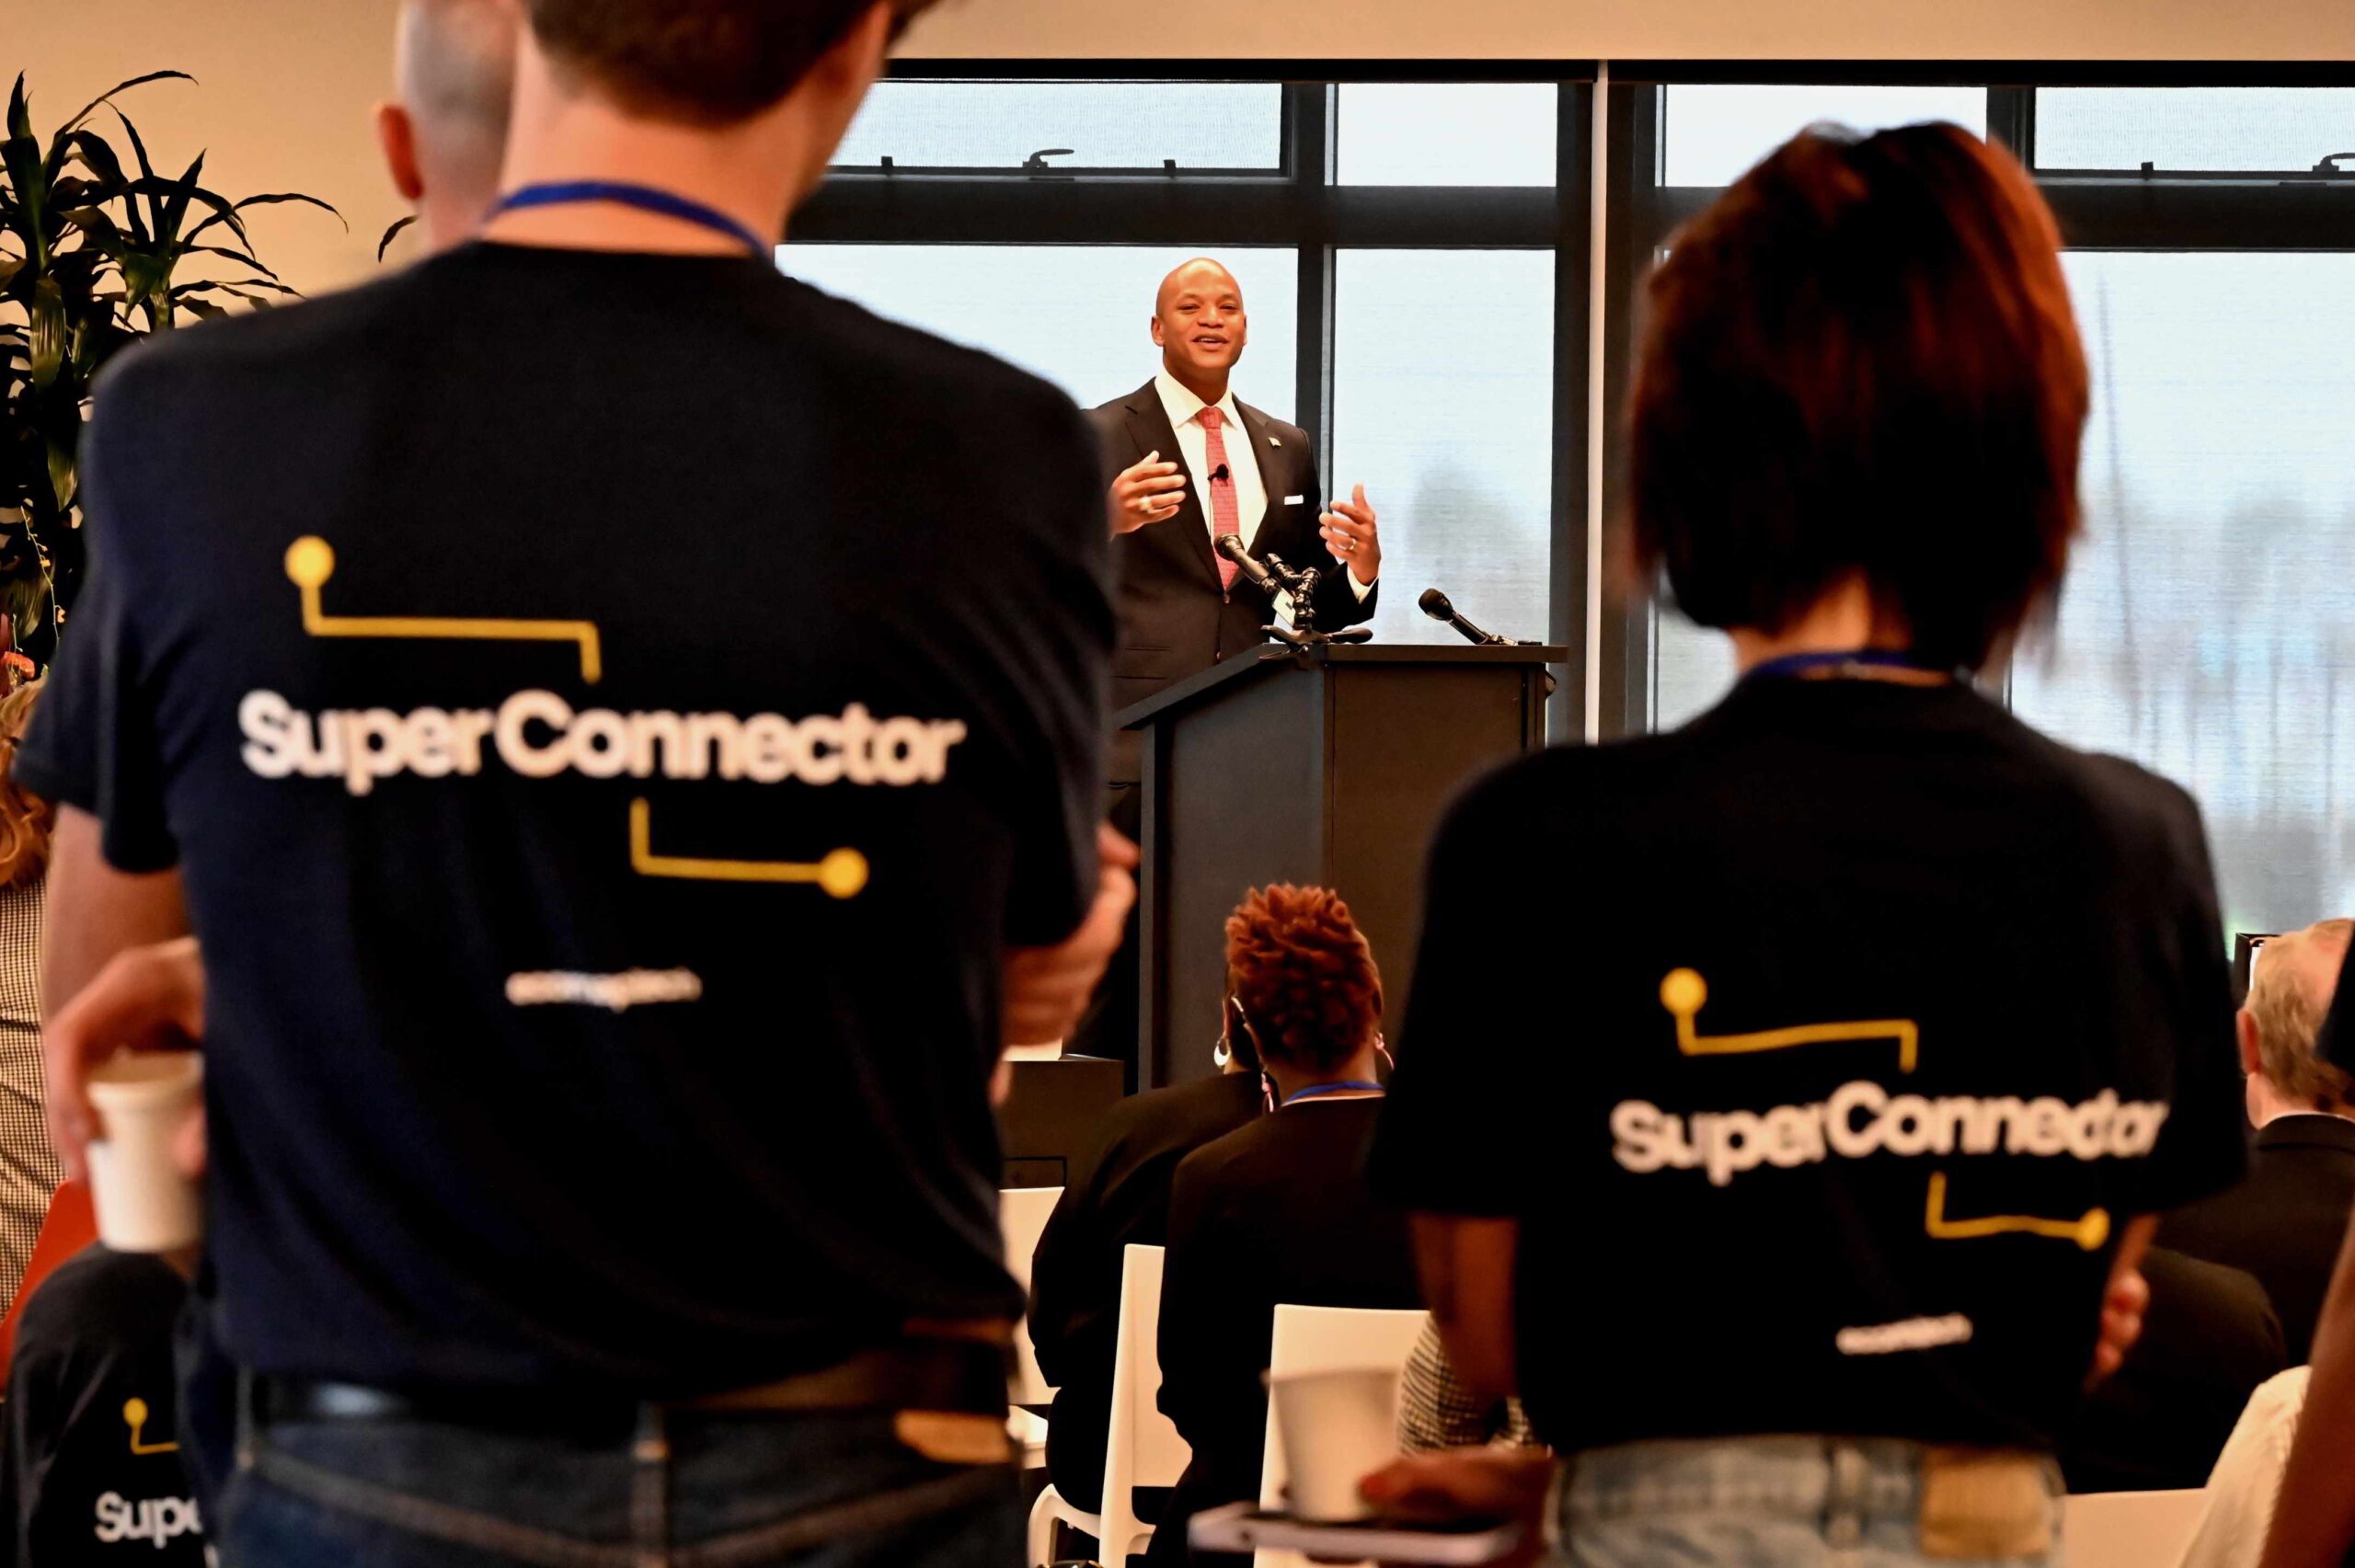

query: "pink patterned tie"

left=1199, top=407, right=1241, bottom=594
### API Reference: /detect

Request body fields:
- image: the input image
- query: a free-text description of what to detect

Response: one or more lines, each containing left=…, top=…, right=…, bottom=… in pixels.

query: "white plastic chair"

left=1000, top=1185, right=1063, bottom=1407
left=2062, top=1489, right=2208, bottom=1568
left=1028, top=1243, right=1189, bottom=1568
left=1253, top=1305, right=1430, bottom=1568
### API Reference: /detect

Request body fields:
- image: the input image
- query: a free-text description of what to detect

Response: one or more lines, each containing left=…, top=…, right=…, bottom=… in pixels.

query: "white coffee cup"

left=85, top=1053, right=204, bottom=1253
left=1270, top=1366, right=1403, bottom=1522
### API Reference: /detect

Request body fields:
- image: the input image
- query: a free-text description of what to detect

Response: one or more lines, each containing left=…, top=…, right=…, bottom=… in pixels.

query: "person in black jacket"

left=1028, top=1018, right=1268, bottom=1511
left=1147, top=886, right=1420, bottom=1563
left=0, top=1246, right=205, bottom=1565
left=2061, top=1246, right=2287, bottom=1494
left=2164, top=918, right=2355, bottom=1361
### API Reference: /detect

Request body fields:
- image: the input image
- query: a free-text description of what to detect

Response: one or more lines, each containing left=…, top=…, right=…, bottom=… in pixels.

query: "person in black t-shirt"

left=20, top=4, right=1128, bottom=1564
left=0, top=1246, right=205, bottom=1566
left=1363, top=125, right=2245, bottom=1567
left=1028, top=1013, right=1267, bottom=1513
left=1149, top=886, right=1419, bottom=1565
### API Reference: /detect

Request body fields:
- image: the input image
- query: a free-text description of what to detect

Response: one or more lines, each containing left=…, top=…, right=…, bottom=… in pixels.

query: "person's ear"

left=1151, top=314, right=1166, bottom=349
left=2236, top=1009, right=2262, bottom=1077
left=376, top=103, right=426, bottom=204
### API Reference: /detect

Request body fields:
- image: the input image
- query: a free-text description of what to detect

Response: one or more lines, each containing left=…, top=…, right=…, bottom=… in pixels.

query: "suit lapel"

left=1235, top=401, right=1282, bottom=543
left=1122, top=381, right=1223, bottom=590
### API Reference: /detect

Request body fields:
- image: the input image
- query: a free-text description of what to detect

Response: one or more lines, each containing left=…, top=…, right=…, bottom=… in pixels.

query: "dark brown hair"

left=527, top=0, right=941, bottom=125
left=1628, top=122, right=2088, bottom=672
left=1224, top=885, right=1383, bottom=1075
left=0, top=681, right=53, bottom=888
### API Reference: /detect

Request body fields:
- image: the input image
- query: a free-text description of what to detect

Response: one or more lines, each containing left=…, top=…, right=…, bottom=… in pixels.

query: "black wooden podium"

left=1116, top=643, right=1565, bottom=1089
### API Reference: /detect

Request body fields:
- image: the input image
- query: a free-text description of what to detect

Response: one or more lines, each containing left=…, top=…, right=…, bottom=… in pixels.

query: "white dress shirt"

left=1152, top=370, right=1374, bottom=599
left=1154, top=370, right=1269, bottom=552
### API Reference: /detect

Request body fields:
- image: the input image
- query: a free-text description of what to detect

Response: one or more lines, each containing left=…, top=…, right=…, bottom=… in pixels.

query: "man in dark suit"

left=2165, top=917, right=2355, bottom=1361
left=1092, top=258, right=1384, bottom=783
left=2061, top=1246, right=2287, bottom=1493
left=1027, top=1013, right=1267, bottom=1515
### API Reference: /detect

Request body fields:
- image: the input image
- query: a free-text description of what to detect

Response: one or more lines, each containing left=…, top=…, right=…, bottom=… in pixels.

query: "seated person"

left=0, top=1244, right=205, bottom=1564
left=1147, top=885, right=1419, bottom=1562
left=2163, top=918, right=2355, bottom=1360
left=2060, top=1246, right=2286, bottom=1493
left=1028, top=1009, right=1269, bottom=1510
left=1398, top=1317, right=1536, bottom=1455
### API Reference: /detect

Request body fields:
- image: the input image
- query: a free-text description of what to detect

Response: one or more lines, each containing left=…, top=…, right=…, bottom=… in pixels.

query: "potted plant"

left=0, top=70, right=338, bottom=670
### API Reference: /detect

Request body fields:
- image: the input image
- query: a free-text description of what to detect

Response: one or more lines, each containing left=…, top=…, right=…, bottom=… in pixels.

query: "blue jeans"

left=1553, top=1436, right=2065, bottom=1567
left=214, top=1399, right=1020, bottom=1567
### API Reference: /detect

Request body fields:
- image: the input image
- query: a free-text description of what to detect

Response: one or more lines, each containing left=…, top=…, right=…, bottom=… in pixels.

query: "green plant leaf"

left=181, top=244, right=281, bottom=280
left=60, top=72, right=192, bottom=137
left=377, top=214, right=418, bottom=261
left=188, top=190, right=345, bottom=246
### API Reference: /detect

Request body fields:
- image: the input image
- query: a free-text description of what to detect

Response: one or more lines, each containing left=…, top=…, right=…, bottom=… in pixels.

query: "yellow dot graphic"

left=122, top=1397, right=149, bottom=1427
left=284, top=535, right=336, bottom=589
left=1660, top=967, right=1707, bottom=1016
left=2075, top=1209, right=2111, bottom=1253
left=818, top=850, right=870, bottom=901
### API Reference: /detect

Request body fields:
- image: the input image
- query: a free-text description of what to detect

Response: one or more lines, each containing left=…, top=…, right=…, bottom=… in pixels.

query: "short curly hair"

left=1224, top=885, right=1383, bottom=1075
left=0, top=681, right=52, bottom=889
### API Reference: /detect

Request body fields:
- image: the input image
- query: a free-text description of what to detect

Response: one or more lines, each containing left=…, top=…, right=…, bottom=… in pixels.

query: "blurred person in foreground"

left=2163, top=918, right=2355, bottom=1360
left=0, top=682, right=58, bottom=1316
left=2262, top=1221, right=2355, bottom=1566
left=1148, top=885, right=1419, bottom=1564
left=21, top=1, right=1128, bottom=1563
left=1364, top=123, right=2244, bottom=1566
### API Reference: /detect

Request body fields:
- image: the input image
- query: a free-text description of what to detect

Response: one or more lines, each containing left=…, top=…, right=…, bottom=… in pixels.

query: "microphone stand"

left=1258, top=553, right=1373, bottom=649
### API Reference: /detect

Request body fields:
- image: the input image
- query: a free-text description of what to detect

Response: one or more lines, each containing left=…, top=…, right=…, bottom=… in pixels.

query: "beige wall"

left=901, top=0, right=2355, bottom=62
left=12, top=0, right=408, bottom=298
left=14, top=0, right=2354, bottom=296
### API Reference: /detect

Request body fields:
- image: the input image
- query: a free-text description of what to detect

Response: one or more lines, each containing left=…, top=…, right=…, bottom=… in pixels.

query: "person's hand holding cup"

left=43, top=937, right=209, bottom=1252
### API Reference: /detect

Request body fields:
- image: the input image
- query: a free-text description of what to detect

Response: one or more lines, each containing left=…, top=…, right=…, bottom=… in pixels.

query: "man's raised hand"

left=1109, top=452, right=1188, bottom=536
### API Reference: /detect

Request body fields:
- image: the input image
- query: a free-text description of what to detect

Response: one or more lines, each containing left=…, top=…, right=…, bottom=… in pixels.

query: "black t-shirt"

left=17, top=243, right=1112, bottom=1394
left=1371, top=675, right=2246, bottom=1455
left=0, top=1247, right=204, bottom=1565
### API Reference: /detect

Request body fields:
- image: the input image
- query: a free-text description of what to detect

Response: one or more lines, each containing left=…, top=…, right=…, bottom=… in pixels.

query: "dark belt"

left=259, top=1338, right=1010, bottom=1441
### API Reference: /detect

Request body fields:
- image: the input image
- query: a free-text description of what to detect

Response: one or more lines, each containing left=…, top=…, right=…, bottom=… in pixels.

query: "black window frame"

left=1595, top=62, right=2355, bottom=738
left=794, top=62, right=1601, bottom=738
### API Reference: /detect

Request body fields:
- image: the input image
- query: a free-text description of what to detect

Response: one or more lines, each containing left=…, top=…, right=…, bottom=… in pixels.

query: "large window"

left=798, top=75, right=1580, bottom=704
left=1608, top=78, right=2355, bottom=934
left=797, top=70, right=2355, bottom=930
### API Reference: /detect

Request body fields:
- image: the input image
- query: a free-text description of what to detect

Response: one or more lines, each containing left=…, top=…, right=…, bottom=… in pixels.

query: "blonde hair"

left=2248, top=919, right=2355, bottom=1113
left=0, top=681, right=53, bottom=888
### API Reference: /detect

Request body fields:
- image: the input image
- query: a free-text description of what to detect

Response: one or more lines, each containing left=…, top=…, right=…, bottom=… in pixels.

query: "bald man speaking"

left=1094, top=258, right=1382, bottom=784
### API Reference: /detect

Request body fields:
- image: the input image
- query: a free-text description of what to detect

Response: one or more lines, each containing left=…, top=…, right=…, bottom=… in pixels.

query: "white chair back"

left=1099, top=1242, right=1189, bottom=1562
left=2062, top=1489, right=2208, bottom=1568
left=1254, top=1305, right=1430, bottom=1568
left=1027, top=1242, right=1185, bottom=1567
left=999, top=1185, right=1063, bottom=1406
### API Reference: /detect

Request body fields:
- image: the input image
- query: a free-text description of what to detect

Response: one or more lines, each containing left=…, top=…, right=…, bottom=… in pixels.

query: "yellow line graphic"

left=1660, top=967, right=1919, bottom=1073
left=629, top=799, right=868, bottom=898
left=1925, top=1172, right=2109, bottom=1252
left=286, top=536, right=603, bottom=684
left=123, top=1398, right=178, bottom=1456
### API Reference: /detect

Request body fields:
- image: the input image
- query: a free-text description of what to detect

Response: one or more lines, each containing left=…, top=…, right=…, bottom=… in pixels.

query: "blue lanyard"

left=490, top=182, right=768, bottom=256
left=1744, top=648, right=1958, bottom=684
left=1282, top=1081, right=1385, bottom=1106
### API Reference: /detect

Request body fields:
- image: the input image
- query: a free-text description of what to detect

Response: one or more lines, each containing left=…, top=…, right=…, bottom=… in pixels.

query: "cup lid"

left=86, top=1051, right=203, bottom=1110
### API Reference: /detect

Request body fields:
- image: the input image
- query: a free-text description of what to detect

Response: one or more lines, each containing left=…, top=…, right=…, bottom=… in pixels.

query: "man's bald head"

left=1156, top=258, right=1243, bottom=316
left=1152, top=257, right=1249, bottom=399
left=2246, top=919, right=2355, bottom=1114
left=380, top=0, right=521, bottom=253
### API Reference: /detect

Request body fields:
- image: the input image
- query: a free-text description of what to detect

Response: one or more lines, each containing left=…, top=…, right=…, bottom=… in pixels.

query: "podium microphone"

left=1419, top=588, right=1509, bottom=647
left=1216, top=532, right=1281, bottom=596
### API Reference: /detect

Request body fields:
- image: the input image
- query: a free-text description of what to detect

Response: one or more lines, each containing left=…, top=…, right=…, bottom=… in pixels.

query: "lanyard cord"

left=1281, top=1080, right=1386, bottom=1106
left=490, top=182, right=768, bottom=257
